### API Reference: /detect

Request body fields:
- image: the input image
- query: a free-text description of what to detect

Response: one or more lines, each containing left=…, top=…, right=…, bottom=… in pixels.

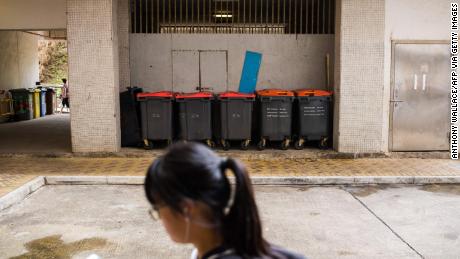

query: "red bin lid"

left=219, top=91, right=255, bottom=98
left=256, top=89, right=295, bottom=97
left=137, top=91, right=174, bottom=98
left=175, top=92, right=213, bottom=99
left=295, top=89, right=333, bottom=97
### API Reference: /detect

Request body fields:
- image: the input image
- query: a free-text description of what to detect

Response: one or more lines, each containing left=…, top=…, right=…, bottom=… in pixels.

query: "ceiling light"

left=213, top=14, right=233, bottom=18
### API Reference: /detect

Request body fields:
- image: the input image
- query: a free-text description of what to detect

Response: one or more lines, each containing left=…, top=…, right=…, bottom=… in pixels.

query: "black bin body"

left=138, top=92, right=174, bottom=141
left=214, top=92, right=255, bottom=141
left=176, top=92, right=213, bottom=141
left=257, top=90, right=294, bottom=141
left=9, top=89, right=31, bottom=121
left=45, top=88, right=56, bottom=115
left=295, top=90, right=332, bottom=141
left=120, top=87, right=143, bottom=147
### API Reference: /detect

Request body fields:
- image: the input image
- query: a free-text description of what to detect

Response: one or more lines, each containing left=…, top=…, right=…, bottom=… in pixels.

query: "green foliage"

left=39, top=40, right=68, bottom=85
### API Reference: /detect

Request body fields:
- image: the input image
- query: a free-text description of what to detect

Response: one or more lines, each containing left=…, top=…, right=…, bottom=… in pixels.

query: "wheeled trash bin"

left=31, top=89, right=41, bottom=119
left=256, top=89, right=295, bottom=150
left=137, top=91, right=174, bottom=149
left=175, top=92, right=214, bottom=147
left=120, top=87, right=143, bottom=147
left=38, top=87, right=47, bottom=117
left=9, top=89, right=31, bottom=121
left=214, top=91, right=255, bottom=150
left=45, top=88, right=56, bottom=115
left=294, top=90, right=332, bottom=149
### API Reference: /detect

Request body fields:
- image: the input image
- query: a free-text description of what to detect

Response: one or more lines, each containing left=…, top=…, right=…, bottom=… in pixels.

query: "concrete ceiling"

left=0, top=0, right=66, bottom=30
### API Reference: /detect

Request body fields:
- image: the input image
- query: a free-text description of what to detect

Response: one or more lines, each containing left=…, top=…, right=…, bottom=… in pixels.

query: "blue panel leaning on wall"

left=239, top=51, right=262, bottom=93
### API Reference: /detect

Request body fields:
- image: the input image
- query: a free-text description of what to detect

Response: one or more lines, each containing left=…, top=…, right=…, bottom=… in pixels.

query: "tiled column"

left=118, top=0, right=130, bottom=90
left=333, top=0, right=386, bottom=153
left=67, top=0, right=121, bottom=152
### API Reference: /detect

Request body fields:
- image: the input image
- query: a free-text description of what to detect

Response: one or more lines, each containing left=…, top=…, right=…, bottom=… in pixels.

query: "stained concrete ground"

left=1, top=110, right=459, bottom=258
left=1, top=185, right=459, bottom=259
left=0, top=110, right=456, bottom=198
left=0, top=114, right=71, bottom=154
left=1, top=157, right=459, bottom=198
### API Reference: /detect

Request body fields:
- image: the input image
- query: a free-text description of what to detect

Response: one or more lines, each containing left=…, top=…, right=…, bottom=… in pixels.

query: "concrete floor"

left=0, top=114, right=71, bottom=154
left=1, top=185, right=459, bottom=258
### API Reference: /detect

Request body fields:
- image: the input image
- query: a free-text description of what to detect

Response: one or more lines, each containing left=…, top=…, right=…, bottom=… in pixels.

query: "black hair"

left=144, top=142, right=273, bottom=257
left=62, top=78, right=67, bottom=83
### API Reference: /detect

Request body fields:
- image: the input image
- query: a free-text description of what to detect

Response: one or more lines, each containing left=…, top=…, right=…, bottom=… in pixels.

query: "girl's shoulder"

left=192, top=246, right=307, bottom=259
left=269, top=245, right=306, bottom=259
left=192, top=247, right=241, bottom=259
left=193, top=245, right=306, bottom=259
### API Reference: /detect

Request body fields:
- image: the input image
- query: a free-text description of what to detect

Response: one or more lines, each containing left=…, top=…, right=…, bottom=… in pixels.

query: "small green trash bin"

left=9, top=89, right=32, bottom=121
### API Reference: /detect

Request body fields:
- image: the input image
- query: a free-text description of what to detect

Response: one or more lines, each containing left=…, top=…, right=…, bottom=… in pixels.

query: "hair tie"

left=221, top=157, right=236, bottom=216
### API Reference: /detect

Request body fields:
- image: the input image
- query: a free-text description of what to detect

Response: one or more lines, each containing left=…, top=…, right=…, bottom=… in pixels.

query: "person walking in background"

left=144, top=143, right=305, bottom=259
left=60, top=78, right=69, bottom=113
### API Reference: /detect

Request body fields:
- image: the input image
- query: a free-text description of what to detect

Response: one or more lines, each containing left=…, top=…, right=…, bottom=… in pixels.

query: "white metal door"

left=390, top=42, right=450, bottom=151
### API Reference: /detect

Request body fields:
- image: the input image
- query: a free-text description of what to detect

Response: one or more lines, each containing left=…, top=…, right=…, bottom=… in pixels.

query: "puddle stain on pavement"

left=443, top=233, right=459, bottom=240
left=297, top=187, right=312, bottom=192
left=345, top=185, right=399, bottom=197
left=338, top=250, right=356, bottom=256
left=347, top=184, right=460, bottom=198
left=418, top=184, right=460, bottom=196
left=9, top=235, right=109, bottom=259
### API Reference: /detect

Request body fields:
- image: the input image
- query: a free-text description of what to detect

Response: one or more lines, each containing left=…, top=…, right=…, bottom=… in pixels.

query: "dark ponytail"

left=144, top=143, right=273, bottom=257
left=220, top=158, right=271, bottom=256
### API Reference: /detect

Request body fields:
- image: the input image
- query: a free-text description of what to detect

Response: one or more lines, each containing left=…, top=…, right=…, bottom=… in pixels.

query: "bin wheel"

left=241, top=139, right=251, bottom=150
left=319, top=137, right=329, bottom=149
left=206, top=139, right=215, bottom=148
left=143, top=140, right=153, bottom=150
left=281, top=139, right=290, bottom=150
left=221, top=140, right=231, bottom=150
left=257, top=139, right=266, bottom=151
left=294, top=139, right=304, bottom=150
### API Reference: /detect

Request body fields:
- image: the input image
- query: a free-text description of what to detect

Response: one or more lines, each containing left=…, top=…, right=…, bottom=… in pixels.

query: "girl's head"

left=144, top=142, right=270, bottom=256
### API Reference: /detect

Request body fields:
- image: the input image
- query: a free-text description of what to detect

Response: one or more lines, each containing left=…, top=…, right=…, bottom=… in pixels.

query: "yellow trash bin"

left=32, top=89, right=41, bottom=119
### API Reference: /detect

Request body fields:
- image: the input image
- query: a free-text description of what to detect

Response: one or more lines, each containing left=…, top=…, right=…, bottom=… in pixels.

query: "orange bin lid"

left=256, top=89, right=295, bottom=97
left=137, top=91, right=174, bottom=98
left=219, top=91, right=255, bottom=98
left=175, top=91, right=214, bottom=99
left=295, top=89, right=333, bottom=97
